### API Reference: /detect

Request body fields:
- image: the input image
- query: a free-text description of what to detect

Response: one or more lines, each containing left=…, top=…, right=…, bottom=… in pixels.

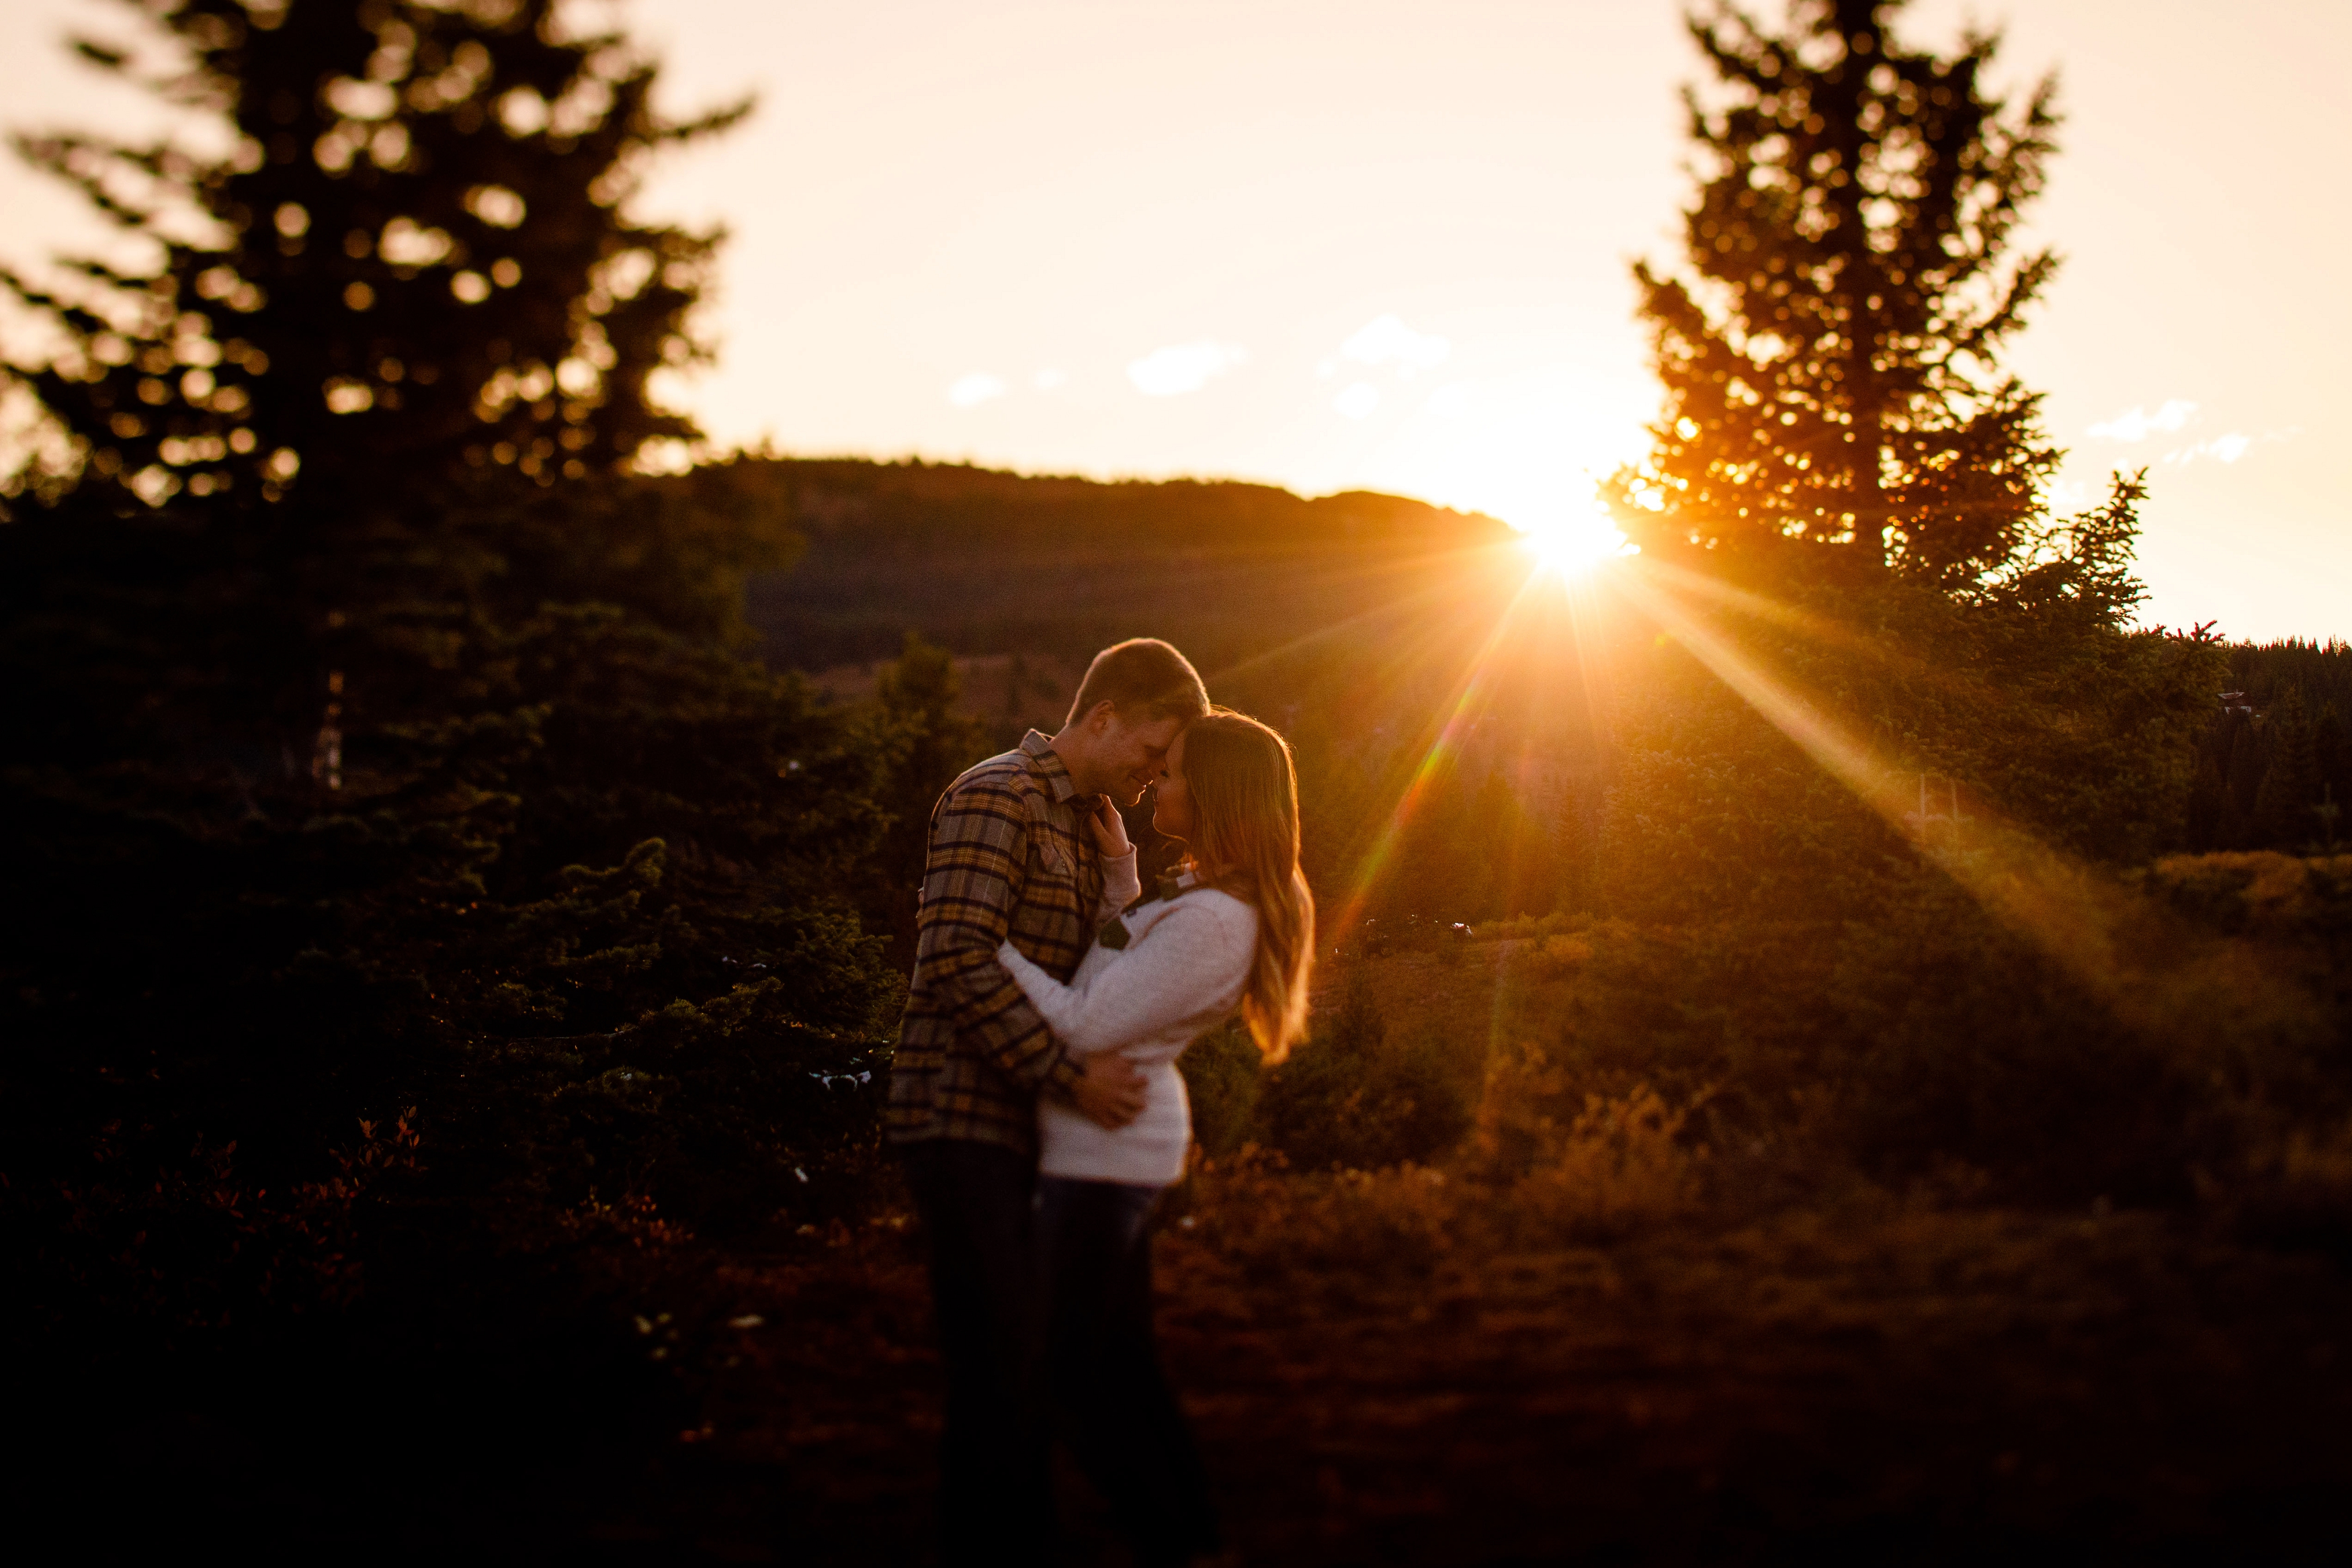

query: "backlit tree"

left=4, top=0, right=738, bottom=519
left=1610, top=0, right=2063, bottom=589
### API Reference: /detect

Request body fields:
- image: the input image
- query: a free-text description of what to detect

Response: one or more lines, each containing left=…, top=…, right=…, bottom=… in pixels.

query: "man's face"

left=1095, top=710, right=1185, bottom=807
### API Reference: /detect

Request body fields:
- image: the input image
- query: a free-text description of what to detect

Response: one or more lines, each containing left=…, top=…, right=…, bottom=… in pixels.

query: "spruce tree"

left=2252, top=687, right=2322, bottom=850
left=5, top=0, right=734, bottom=515
left=1610, top=0, right=2064, bottom=588
left=2315, top=707, right=2349, bottom=848
left=0, top=2, right=896, bottom=1327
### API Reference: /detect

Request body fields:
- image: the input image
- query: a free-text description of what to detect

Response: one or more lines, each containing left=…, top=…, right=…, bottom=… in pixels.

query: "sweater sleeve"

left=997, top=902, right=1252, bottom=1057
left=1096, top=848, right=1142, bottom=923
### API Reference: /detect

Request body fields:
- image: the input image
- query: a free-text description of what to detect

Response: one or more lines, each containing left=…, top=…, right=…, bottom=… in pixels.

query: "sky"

left=1, top=0, right=2346, bottom=640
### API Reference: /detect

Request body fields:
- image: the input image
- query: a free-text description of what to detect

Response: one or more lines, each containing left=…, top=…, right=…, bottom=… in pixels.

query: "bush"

left=1179, top=1019, right=1265, bottom=1161
left=1181, top=1149, right=1460, bottom=1284
left=1253, top=967, right=1472, bottom=1170
left=1494, top=1074, right=1708, bottom=1244
left=1597, top=580, right=2223, bottom=926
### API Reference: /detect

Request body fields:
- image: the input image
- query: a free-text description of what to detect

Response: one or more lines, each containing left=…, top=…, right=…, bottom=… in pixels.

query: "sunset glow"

left=1514, top=509, right=1632, bottom=578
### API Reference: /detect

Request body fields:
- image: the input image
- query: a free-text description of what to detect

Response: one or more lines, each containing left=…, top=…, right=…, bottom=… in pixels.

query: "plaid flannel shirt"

left=886, top=731, right=1105, bottom=1156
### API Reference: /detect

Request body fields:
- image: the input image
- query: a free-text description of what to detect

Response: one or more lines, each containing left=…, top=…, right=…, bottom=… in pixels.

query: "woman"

left=997, top=709, right=1315, bottom=1567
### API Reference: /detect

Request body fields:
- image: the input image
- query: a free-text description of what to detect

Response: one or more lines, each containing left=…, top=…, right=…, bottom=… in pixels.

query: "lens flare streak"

left=1327, top=562, right=1558, bottom=943
left=1611, top=565, right=2153, bottom=1016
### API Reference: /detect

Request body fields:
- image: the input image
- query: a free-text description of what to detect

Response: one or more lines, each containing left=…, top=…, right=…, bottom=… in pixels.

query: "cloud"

left=1333, top=382, right=1380, bottom=419
left=2048, top=477, right=2093, bottom=512
left=1128, top=341, right=1247, bottom=396
left=947, top=373, right=1007, bottom=408
left=1032, top=368, right=1067, bottom=391
left=1340, top=314, right=1450, bottom=376
left=2165, top=432, right=2251, bottom=465
left=2088, top=399, right=2197, bottom=442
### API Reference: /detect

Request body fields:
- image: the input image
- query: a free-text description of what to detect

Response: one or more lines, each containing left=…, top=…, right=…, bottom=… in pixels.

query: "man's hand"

left=1070, top=1051, right=1148, bottom=1129
left=1080, top=792, right=1133, bottom=860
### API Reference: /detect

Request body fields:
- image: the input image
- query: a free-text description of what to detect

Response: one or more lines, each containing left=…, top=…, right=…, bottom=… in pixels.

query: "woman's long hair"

left=1179, top=709, right=1316, bottom=1063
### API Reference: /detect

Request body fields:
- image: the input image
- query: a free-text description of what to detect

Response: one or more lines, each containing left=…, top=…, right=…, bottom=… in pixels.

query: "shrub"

left=1179, top=1019, right=1265, bottom=1161
left=1253, top=967, right=1472, bottom=1170
left=1512, top=1083, right=1708, bottom=1244
left=1597, top=581, right=2224, bottom=927
left=1181, top=1149, right=1461, bottom=1284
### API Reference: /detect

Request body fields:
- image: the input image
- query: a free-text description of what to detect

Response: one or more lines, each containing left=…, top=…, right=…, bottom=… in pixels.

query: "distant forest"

left=732, top=457, right=1518, bottom=676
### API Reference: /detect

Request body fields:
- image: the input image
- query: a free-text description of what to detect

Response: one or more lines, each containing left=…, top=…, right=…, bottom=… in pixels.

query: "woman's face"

left=1150, top=726, right=1194, bottom=844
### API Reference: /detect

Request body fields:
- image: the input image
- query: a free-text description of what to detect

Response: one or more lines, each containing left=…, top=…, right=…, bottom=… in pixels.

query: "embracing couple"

left=886, top=637, right=1314, bottom=1565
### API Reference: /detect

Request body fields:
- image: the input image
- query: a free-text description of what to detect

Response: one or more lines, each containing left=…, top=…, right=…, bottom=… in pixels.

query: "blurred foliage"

left=1178, top=1018, right=1265, bottom=1162
left=1302, top=841, right=2352, bottom=1218
left=2, top=0, right=734, bottom=517
left=1245, top=967, right=1476, bottom=1172
left=851, top=631, right=997, bottom=965
left=0, top=0, right=900, bottom=1360
left=2188, top=642, right=2352, bottom=853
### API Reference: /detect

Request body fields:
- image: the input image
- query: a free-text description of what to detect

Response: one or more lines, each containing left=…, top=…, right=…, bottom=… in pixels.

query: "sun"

left=1515, top=512, right=1631, bottom=578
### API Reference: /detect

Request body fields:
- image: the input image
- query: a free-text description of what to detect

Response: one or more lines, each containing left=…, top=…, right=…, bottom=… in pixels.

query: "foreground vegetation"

left=68, top=904, right=2348, bottom=1558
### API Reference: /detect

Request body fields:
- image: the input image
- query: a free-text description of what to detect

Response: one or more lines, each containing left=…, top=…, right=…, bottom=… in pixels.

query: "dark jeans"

left=1034, top=1176, right=1220, bottom=1568
left=901, top=1140, right=1052, bottom=1564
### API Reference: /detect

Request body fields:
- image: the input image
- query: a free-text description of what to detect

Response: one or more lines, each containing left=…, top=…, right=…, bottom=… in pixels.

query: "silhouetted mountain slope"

left=739, top=457, right=1522, bottom=677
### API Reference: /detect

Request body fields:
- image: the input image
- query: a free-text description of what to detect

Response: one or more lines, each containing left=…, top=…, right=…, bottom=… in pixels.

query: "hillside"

left=737, top=458, right=1524, bottom=679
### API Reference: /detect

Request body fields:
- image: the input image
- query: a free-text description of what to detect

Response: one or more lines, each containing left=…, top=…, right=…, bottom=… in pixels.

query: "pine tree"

left=862, top=632, right=995, bottom=959
left=2314, top=707, right=2349, bottom=849
left=2222, top=717, right=2267, bottom=848
left=1610, top=0, right=2064, bottom=589
left=1, top=0, right=764, bottom=779
left=5, top=0, right=736, bottom=515
left=2252, top=687, right=2322, bottom=850
left=0, top=3, right=899, bottom=1327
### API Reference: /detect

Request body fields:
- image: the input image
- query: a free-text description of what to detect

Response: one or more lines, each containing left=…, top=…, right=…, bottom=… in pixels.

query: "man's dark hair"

left=1065, top=638, right=1210, bottom=728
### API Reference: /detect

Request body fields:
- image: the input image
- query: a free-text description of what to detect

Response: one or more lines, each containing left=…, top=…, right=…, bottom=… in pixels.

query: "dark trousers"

left=901, top=1140, right=1052, bottom=1564
left=1034, top=1176, right=1220, bottom=1568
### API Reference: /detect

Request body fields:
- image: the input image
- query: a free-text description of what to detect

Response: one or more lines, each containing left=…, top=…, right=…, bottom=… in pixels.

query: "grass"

left=545, top=924, right=2352, bottom=1561
left=548, top=1131, right=2352, bottom=1562
left=40, top=915, right=2352, bottom=1561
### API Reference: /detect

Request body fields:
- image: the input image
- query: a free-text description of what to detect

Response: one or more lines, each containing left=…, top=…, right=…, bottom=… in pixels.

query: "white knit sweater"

left=997, top=853, right=1258, bottom=1186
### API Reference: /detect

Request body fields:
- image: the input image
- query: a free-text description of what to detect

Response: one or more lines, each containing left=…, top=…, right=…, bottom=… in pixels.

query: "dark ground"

left=20, top=1162, right=2352, bottom=1564
left=18, top=947, right=2352, bottom=1563
left=538, top=1196, right=2352, bottom=1565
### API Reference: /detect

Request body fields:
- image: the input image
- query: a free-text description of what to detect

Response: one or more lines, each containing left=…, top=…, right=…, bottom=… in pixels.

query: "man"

left=888, top=636, right=1211, bottom=1561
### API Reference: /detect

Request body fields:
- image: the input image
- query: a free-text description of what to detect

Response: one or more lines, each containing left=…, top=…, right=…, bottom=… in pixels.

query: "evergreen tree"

left=2251, top=687, right=2321, bottom=850
left=2185, top=746, right=2226, bottom=853
left=0, top=0, right=765, bottom=775
left=2222, top=715, right=2267, bottom=848
left=862, top=632, right=995, bottom=960
left=1610, top=0, right=2064, bottom=589
left=5, top=0, right=734, bottom=513
left=2315, top=706, right=2349, bottom=849
left=0, top=1, right=896, bottom=1334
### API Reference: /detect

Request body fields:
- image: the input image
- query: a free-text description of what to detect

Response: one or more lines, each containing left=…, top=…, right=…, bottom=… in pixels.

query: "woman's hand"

left=1081, top=793, right=1132, bottom=859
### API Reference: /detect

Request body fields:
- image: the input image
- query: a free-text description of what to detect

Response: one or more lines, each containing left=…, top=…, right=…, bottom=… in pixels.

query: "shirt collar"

left=1020, top=729, right=1082, bottom=805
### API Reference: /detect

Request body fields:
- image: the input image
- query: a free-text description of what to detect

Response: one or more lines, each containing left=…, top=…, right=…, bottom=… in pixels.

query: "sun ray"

left=1324, top=558, right=1565, bottom=944
left=1605, top=562, right=2181, bottom=1022
left=1202, top=541, right=1527, bottom=691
